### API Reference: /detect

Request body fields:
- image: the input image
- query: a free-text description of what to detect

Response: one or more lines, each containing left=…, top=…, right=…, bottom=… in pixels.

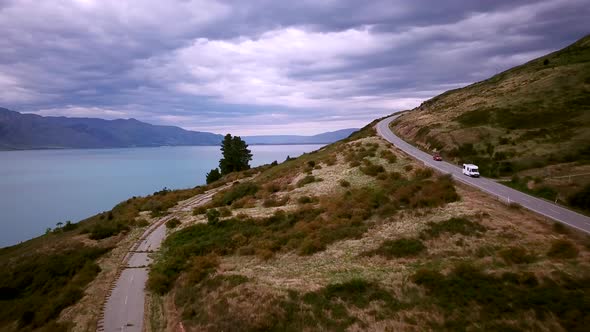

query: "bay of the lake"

left=0, top=144, right=323, bottom=247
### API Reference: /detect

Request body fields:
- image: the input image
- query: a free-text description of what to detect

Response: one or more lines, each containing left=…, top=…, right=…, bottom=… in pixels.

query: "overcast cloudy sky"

left=1, top=0, right=588, bottom=135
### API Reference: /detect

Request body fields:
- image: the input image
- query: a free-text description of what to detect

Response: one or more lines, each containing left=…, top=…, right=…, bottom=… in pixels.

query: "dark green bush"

left=568, top=184, right=590, bottom=212
left=412, top=262, right=590, bottom=331
left=366, top=238, right=426, bottom=258
left=213, top=182, right=259, bottom=206
left=166, top=218, right=181, bottom=229
left=206, top=209, right=221, bottom=225
left=359, top=163, right=385, bottom=177
left=0, top=246, right=109, bottom=329
left=547, top=239, right=579, bottom=259
left=88, top=221, right=129, bottom=240
left=422, top=217, right=485, bottom=239
left=297, top=175, right=317, bottom=187
left=499, top=247, right=536, bottom=264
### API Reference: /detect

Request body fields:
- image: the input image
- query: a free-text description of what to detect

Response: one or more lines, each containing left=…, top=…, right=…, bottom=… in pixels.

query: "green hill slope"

left=392, top=34, right=590, bottom=211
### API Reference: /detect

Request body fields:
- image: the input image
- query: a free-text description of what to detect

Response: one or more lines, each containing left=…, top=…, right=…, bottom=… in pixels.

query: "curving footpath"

left=377, top=115, right=590, bottom=234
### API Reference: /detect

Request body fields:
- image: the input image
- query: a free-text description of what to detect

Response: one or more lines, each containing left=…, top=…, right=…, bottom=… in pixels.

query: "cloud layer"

left=1, top=0, right=588, bottom=135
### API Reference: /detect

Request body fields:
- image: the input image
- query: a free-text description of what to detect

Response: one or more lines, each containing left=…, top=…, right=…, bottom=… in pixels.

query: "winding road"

left=377, top=115, right=590, bottom=234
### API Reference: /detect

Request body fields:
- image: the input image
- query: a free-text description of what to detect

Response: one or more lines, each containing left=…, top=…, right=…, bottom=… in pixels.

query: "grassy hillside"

left=392, top=34, right=590, bottom=211
left=144, top=123, right=590, bottom=331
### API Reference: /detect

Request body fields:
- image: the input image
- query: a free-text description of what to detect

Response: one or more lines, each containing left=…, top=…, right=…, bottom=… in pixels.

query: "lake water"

left=0, top=145, right=323, bottom=247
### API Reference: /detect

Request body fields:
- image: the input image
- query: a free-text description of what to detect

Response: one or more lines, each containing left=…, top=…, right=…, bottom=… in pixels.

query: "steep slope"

left=392, top=34, right=590, bottom=211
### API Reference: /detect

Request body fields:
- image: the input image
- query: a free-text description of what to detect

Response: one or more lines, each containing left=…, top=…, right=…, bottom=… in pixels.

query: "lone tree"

left=219, top=134, right=252, bottom=175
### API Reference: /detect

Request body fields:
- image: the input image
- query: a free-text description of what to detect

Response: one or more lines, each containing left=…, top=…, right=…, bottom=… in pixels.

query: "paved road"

left=377, top=115, right=590, bottom=234
left=99, top=187, right=226, bottom=332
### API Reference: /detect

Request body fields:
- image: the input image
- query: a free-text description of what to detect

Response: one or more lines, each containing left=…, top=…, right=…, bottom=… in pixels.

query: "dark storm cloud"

left=0, top=0, right=588, bottom=135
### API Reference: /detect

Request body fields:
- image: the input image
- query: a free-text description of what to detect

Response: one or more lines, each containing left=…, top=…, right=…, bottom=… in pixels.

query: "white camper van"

left=462, top=164, right=480, bottom=177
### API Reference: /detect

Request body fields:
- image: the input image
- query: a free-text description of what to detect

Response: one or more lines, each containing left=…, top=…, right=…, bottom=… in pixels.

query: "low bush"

left=413, top=168, right=433, bottom=180
left=206, top=209, right=221, bottom=226
left=166, top=218, right=181, bottom=229
left=339, top=179, right=351, bottom=187
left=412, top=262, right=590, bottom=331
left=359, top=162, right=385, bottom=177
left=178, top=277, right=403, bottom=332
left=366, top=238, right=426, bottom=258
left=213, top=182, right=259, bottom=206
left=568, top=184, right=590, bottom=212
left=379, top=150, right=397, bottom=163
left=297, top=196, right=316, bottom=204
left=421, top=217, right=485, bottom=239
left=218, top=207, right=232, bottom=217
left=297, top=175, right=317, bottom=188
left=547, top=239, right=579, bottom=259
left=499, top=247, right=536, bottom=264
left=263, top=196, right=289, bottom=207
left=88, top=220, right=129, bottom=240
left=552, top=222, right=569, bottom=234
left=192, top=205, right=208, bottom=215
left=0, top=246, right=110, bottom=329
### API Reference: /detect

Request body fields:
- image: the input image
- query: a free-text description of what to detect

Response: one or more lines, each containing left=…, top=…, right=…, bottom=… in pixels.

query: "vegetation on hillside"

left=392, top=34, right=590, bottom=210
left=146, top=122, right=590, bottom=331
left=0, top=246, right=110, bottom=331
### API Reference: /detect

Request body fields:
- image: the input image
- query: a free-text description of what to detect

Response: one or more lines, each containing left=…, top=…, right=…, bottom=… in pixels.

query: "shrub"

left=218, top=207, right=232, bottom=217
left=1, top=246, right=109, bottom=329
left=359, top=163, right=385, bottom=177
left=379, top=150, right=397, bottom=163
left=552, top=222, right=569, bottom=234
left=88, top=221, right=129, bottom=240
left=187, top=254, right=219, bottom=284
left=166, top=218, right=181, bottom=229
left=568, top=184, right=590, bottom=212
left=297, top=196, right=316, bottom=204
left=297, top=175, right=316, bottom=187
left=412, top=262, right=590, bottom=331
left=206, top=209, right=221, bottom=225
left=262, top=196, right=289, bottom=207
left=339, top=179, right=351, bottom=187
left=547, top=239, right=579, bottom=259
left=213, top=182, right=259, bottom=206
left=422, top=217, right=485, bottom=238
left=367, top=238, right=426, bottom=258
left=499, top=247, right=535, bottom=264
left=413, top=168, right=433, bottom=179
left=61, top=221, right=77, bottom=232
left=193, top=205, right=208, bottom=215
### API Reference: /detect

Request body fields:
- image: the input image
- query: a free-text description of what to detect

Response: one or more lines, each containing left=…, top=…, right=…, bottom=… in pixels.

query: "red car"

left=433, top=153, right=442, bottom=161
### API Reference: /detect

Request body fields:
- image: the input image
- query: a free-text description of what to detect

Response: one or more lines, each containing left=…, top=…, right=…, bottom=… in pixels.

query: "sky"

left=1, top=0, right=588, bottom=135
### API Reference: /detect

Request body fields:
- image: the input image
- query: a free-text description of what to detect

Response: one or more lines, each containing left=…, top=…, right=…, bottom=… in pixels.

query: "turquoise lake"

left=0, top=144, right=323, bottom=247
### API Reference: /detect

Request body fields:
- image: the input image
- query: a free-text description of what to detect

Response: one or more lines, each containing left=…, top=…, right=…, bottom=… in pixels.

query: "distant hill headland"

left=0, top=108, right=357, bottom=150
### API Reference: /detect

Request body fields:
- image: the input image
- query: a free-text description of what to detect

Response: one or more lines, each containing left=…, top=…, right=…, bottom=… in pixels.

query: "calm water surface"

left=0, top=145, right=323, bottom=247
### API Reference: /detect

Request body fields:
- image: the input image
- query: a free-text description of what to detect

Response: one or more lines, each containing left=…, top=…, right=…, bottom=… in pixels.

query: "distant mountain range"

left=0, top=108, right=357, bottom=150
